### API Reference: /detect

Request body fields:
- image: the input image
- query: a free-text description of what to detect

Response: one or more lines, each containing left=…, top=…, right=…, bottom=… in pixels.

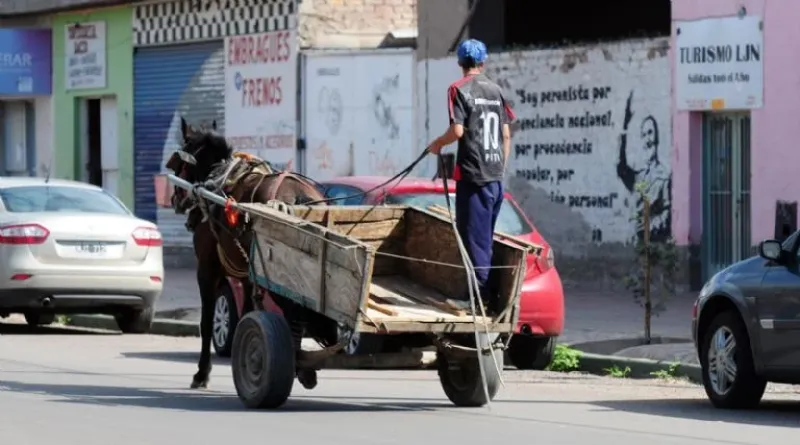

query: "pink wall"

left=672, top=0, right=800, bottom=246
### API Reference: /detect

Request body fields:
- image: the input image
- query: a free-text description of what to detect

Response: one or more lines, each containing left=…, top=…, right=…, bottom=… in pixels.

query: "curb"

left=67, top=315, right=199, bottom=337
left=65, top=316, right=702, bottom=382
left=577, top=351, right=702, bottom=383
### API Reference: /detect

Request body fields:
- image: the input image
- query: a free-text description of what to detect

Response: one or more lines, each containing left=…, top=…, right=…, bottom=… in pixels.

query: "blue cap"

left=456, top=39, right=487, bottom=66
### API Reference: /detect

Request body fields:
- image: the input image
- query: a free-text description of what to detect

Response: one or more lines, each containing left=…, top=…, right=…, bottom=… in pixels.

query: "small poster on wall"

left=65, top=21, right=106, bottom=90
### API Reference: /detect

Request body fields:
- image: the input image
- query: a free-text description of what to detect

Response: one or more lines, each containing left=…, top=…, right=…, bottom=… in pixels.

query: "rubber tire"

left=508, top=335, right=557, bottom=370
left=24, top=312, right=55, bottom=326
left=337, top=323, right=385, bottom=355
left=212, top=282, right=239, bottom=358
left=114, top=306, right=154, bottom=334
left=438, top=334, right=503, bottom=407
left=699, top=311, right=766, bottom=409
left=231, top=311, right=295, bottom=409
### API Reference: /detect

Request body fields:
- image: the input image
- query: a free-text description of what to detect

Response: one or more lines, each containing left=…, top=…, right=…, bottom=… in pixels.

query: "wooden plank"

left=252, top=217, right=363, bottom=273
left=372, top=275, right=466, bottom=316
left=291, top=205, right=406, bottom=223
left=252, top=226, right=367, bottom=326
left=318, top=212, right=333, bottom=314
left=357, top=321, right=512, bottom=334
left=367, top=300, right=397, bottom=316
left=332, top=219, right=404, bottom=240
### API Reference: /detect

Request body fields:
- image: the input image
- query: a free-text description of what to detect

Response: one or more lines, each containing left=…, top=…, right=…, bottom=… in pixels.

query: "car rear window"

left=0, top=185, right=130, bottom=215
left=385, top=193, right=534, bottom=235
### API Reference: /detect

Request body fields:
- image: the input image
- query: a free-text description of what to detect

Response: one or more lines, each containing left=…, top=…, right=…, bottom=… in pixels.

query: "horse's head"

left=165, top=117, right=232, bottom=214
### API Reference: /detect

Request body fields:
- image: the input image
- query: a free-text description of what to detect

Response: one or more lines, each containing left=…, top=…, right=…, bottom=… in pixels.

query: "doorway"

left=702, top=112, right=752, bottom=281
left=1, top=100, right=36, bottom=176
left=78, top=97, right=119, bottom=196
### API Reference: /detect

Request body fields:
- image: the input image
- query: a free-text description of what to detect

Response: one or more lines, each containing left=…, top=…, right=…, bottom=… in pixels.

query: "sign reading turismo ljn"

left=0, top=28, right=52, bottom=95
left=675, top=15, right=763, bottom=111
left=224, top=30, right=297, bottom=170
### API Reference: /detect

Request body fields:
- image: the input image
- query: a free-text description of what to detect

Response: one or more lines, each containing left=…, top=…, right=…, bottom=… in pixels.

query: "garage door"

left=133, top=41, right=225, bottom=246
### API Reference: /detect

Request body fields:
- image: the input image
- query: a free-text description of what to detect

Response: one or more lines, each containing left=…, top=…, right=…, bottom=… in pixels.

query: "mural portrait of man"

left=616, top=91, right=672, bottom=242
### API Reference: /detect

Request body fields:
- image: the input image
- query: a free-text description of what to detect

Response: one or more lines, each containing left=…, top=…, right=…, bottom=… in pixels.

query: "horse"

left=165, top=117, right=326, bottom=389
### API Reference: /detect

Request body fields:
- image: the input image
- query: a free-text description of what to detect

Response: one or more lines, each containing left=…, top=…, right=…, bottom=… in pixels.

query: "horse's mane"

left=185, top=130, right=233, bottom=173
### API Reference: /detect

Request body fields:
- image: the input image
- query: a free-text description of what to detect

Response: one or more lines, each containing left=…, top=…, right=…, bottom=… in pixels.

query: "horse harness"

left=185, top=154, right=298, bottom=279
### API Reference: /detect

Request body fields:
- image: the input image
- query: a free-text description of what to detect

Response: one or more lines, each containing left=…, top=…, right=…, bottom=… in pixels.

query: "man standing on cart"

left=426, top=38, right=516, bottom=312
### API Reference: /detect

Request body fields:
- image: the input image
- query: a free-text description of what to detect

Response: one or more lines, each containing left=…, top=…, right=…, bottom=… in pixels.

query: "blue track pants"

left=455, top=180, right=504, bottom=302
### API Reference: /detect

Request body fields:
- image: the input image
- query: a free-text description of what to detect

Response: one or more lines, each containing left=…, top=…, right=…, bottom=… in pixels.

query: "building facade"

left=132, top=0, right=299, bottom=248
left=0, top=16, right=53, bottom=178
left=52, top=7, right=134, bottom=206
left=672, top=0, right=781, bottom=286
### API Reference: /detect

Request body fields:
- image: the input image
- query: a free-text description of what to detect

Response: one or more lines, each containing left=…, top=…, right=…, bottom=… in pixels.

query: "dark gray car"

left=693, top=232, right=800, bottom=409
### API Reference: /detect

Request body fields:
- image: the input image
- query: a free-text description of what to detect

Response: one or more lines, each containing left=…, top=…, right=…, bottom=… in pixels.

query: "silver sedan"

left=0, top=177, right=163, bottom=333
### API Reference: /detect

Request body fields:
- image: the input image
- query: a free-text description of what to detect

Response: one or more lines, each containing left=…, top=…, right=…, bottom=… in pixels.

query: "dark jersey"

left=448, top=73, right=515, bottom=185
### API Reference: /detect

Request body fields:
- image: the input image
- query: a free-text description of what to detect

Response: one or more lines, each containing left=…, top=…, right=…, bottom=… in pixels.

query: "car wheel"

left=24, top=312, right=55, bottom=326
left=508, top=335, right=556, bottom=370
left=212, top=282, right=239, bottom=358
left=115, top=306, right=154, bottom=334
left=337, top=323, right=384, bottom=355
left=700, top=311, right=766, bottom=409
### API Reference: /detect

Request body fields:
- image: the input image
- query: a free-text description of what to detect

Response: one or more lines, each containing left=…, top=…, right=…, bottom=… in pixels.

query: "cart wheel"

left=437, top=333, right=503, bottom=407
left=231, top=311, right=295, bottom=409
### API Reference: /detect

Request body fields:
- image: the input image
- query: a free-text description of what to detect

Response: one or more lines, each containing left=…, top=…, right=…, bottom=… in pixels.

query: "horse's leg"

left=191, top=224, right=222, bottom=389
left=192, top=263, right=219, bottom=389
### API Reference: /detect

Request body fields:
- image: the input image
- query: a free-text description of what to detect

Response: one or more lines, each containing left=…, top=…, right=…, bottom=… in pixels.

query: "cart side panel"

left=293, top=206, right=408, bottom=276
left=402, top=207, right=528, bottom=319
left=250, top=215, right=372, bottom=328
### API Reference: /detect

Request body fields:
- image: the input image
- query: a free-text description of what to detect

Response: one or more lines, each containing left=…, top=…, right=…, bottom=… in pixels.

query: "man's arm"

left=502, top=124, right=511, bottom=167
left=428, top=85, right=467, bottom=154
left=500, top=93, right=516, bottom=167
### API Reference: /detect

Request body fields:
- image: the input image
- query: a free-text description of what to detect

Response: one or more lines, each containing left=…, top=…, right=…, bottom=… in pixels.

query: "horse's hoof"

left=297, top=369, right=317, bottom=390
left=190, top=378, right=209, bottom=389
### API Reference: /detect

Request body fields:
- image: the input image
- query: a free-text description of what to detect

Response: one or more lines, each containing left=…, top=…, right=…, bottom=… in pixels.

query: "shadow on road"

left=0, top=322, right=116, bottom=336
left=122, top=351, right=230, bottom=367
left=0, top=380, right=443, bottom=412
left=591, top=397, right=800, bottom=428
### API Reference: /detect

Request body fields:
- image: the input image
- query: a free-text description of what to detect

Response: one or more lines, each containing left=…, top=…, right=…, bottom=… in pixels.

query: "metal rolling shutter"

left=133, top=41, right=225, bottom=246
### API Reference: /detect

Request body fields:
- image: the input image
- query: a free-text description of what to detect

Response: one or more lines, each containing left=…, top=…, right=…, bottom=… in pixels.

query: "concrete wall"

left=418, top=38, right=672, bottom=288
left=298, top=0, right=416, bottom=48
left=52, top=6, right=134, bottom=207
left=672, top=0, right=799, bottom=248
left=303, top=49, right=417, bottom=180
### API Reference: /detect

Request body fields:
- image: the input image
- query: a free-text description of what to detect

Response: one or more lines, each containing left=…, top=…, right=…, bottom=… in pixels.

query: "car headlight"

left=546, top=248, right=555, bottom=269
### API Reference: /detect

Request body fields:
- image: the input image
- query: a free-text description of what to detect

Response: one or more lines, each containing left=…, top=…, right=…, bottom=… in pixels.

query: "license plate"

left=76, top=243, right=107, bottom=255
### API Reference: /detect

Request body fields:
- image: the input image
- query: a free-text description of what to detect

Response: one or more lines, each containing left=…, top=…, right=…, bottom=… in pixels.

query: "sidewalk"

left=157, top=268, right=696, bottom=341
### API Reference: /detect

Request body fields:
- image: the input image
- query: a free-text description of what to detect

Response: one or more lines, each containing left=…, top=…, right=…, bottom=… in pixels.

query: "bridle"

left=168, top=144, right=206, bottom=215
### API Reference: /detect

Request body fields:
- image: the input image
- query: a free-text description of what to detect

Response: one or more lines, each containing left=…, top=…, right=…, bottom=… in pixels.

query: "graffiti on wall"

left=504, top=42, right=671, bottom=244
left=418, top=40, right=671, bottom=246
left=304, top=50, right=415, bottom=181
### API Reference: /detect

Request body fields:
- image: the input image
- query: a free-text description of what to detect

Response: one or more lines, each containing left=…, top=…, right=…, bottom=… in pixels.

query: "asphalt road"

left=0, top=322, right=798, bottom=445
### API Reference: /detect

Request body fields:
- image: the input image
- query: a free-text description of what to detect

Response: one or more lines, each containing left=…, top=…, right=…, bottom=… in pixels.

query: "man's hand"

left=427, top=141, right=442, bottom=155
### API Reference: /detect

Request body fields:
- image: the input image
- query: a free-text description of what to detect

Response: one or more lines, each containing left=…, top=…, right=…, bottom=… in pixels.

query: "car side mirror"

left=759, top=239, right=783, bottom=262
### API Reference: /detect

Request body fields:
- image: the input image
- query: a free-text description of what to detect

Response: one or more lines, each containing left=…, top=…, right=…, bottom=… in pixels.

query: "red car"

left=320, top=176, right=565, bottom=369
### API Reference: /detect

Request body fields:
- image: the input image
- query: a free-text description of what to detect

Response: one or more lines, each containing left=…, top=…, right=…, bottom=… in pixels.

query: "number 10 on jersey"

left=480, top=111, right=502, bottom=163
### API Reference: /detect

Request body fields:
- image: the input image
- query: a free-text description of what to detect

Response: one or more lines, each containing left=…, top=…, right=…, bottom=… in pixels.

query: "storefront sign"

left=0, top=29, right=52, bottom=95
left=65, top=21, right=107, bottom=90
left=675, top=15, right=763, bottom=110
left=224, top=30, right=297, bottom=169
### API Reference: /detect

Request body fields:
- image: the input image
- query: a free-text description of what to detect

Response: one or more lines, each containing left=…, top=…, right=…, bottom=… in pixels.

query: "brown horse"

left=165, top=117, right=325, bottom=389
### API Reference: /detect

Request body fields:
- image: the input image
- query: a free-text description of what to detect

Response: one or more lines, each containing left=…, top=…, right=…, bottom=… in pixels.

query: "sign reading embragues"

left=675, top=15, right=763, bottom=111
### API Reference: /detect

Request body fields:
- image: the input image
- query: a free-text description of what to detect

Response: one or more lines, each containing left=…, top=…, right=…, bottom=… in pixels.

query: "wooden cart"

left=228, top=201, right=534, bottom=410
